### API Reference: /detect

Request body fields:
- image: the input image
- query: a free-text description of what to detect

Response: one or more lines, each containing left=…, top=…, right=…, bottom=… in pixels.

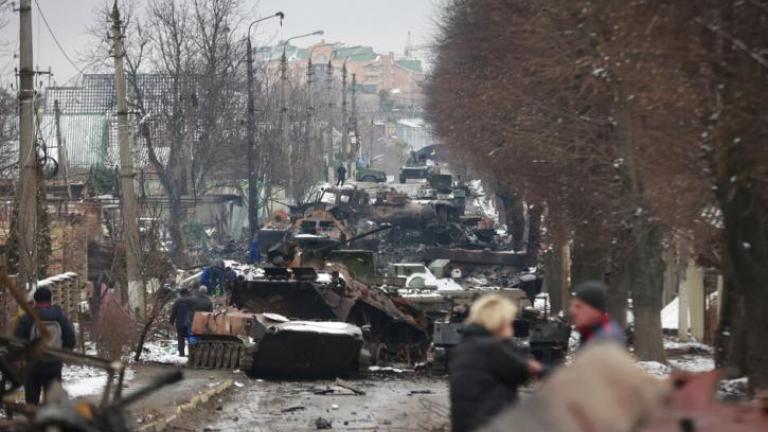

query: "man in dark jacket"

left=169, top=288, right=196, bottom=357
left=570, top=280, right=627, bottom=348
left=336, top=165, right=347, bottom=186
left=450, top=294, right=543, bottom=432
left=14, top=287, right=76, bottom=404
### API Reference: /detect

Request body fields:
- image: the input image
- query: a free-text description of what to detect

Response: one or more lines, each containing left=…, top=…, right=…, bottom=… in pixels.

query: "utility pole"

left=111, top=2, right=144, bottom=318
left=246, top=34, right=259, bottom=242
left=350, top=73, right=360, bottom=179
left=306, top=57, right=313, bottom=153
left=279, top=31, right=323, bottom=201
left=280, top=49, right=292, bottom=200
left=325, top=59, right=334, bottom=181
left=341, top=62, right=348, bottom=173
left=245, top=12, right=284, bottom=241
left=17, top=0, right=37, bottom=291
left=53, top=100, right=72, bottom=204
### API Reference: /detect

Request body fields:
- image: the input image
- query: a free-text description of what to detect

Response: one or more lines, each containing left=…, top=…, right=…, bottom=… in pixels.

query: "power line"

left=34, top=0, right=85, bottom=76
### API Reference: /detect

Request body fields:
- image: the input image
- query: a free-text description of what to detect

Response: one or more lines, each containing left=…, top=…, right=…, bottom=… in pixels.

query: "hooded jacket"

left=449, top=325, right=531, bottom=432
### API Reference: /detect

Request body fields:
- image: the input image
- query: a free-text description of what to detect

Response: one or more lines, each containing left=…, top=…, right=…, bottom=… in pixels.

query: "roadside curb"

left=137, top=379, right=234, bottom=432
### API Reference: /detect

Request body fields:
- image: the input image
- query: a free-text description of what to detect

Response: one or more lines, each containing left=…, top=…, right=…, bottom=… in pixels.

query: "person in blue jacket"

left=248, top=238, right=261, bottom=264
left=200, top=263, right=223, bottom=295
left=15, top=287, right=76, bottom=404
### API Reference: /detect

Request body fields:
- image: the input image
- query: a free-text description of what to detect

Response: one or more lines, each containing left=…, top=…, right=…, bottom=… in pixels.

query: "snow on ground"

left=719, top=377, right=749, bottom=400
left=403, top=269, right=464, bottom=291
left=637, top=356, right=715, bottom=377
left=637, top=336, right=716, bottom=377
left=663, top=338, right=713, bottom=354
left=63, top=365, right=135, bottom=398
left=138, top=339, right=188, bottom=366
left=668, top=355, right=716, bottom=372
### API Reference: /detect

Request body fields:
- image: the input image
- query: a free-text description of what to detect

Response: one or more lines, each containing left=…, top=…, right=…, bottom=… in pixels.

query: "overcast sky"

left=0, top=0, right=442, bottom=86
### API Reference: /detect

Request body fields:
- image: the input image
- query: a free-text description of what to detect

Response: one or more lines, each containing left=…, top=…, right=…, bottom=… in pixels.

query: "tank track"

left=188, top=339, right=246, bottom=369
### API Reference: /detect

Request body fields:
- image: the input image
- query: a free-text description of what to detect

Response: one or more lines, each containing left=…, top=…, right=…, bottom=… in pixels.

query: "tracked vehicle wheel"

left=188, top=338, right=245, bottom=370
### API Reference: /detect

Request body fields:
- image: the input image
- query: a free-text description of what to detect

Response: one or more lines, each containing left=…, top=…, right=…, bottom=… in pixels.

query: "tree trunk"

left=629, top=220, right=666, bottom=361
left=714, top=274, right=748, bottom=377
left=707, top=0, right=768, bottom=394
left=525, top=204, right=542, bottom=267
left=714, top=121, right=768, bottom=388
left=499, top=192, right=525, bottom=252
left=570, top=234, right=609, bottom=289
left=606, top=255, right=630, bottom=330
left=167, top=191, right=188, bottom=268
left=543, top=246, right=564, bottom=315
left=611, top=79, right=665, bottom=361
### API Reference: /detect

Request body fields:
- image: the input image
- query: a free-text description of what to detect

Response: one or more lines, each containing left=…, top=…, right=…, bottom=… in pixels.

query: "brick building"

left=260, top=40, right=426, bottom=106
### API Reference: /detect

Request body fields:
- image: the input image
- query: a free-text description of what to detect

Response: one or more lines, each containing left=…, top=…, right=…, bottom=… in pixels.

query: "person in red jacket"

left=569, top=280, right=627, bottom=348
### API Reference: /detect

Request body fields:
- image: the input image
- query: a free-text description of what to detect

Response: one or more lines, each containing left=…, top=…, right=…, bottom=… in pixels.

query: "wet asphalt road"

left=165, top=374, right=449, bottom=432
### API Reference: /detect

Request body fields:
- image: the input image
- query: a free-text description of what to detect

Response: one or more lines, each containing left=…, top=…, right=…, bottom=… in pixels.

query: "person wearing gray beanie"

left=570, top=280, right=626, bottom=348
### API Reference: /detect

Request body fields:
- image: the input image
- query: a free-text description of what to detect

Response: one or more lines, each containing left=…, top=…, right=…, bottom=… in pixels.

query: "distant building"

left=396, top=118, right=436, bottom=152
left=260, top=40, right=426, bottom=106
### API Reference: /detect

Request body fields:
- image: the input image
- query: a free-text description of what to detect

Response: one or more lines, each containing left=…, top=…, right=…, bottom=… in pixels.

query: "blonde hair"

left=466, top=294, right=518, bottom=333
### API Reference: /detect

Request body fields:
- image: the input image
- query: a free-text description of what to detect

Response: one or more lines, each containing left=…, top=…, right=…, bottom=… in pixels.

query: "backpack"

left=30, top=320, right=63, bottom=350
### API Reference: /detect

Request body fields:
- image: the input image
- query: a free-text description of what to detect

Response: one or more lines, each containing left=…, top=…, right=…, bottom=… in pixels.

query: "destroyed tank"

left=428, top=291, right=571, bottom=374
left=229, top=265, right=428, bottom=365
left=188, top=308, right=366, bottom=378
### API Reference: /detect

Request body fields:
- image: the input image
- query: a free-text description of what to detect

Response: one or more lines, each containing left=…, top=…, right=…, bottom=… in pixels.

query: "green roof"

left=334, top=46, right=377, bottom=62
left=395, top=59, right=423, bottom=73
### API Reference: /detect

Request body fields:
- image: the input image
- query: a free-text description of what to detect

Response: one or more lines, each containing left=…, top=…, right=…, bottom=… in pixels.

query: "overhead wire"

left=33, top=0, right=85, bottom=76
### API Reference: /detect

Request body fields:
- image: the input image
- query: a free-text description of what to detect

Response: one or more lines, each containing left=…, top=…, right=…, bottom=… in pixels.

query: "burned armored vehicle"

left=189, top=309, right=365, bottom=378
left=429, top=301, right=571, bottom=374
left=229, top=266, right=428, bottom=365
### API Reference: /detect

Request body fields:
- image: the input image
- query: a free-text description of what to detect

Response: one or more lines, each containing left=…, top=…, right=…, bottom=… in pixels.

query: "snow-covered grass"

left=137, top=339, right=188, bottom=366
left=719, top=377, right=749, bottom=400
left=663, top=339, right=713, bottom=354
left=637, top=356, right=715, bottom=376
left=63, top=364, right=135, bottom=398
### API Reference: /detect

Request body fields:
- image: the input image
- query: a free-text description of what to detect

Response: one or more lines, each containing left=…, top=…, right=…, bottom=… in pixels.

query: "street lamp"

left=279, top=30, right=324, bottom=200
left=246, top=11, right=283, bottom=243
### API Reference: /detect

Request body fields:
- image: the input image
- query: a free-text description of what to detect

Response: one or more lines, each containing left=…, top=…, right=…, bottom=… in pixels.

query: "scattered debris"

left=315, top=417, right=333, bottom=430
left=335, top=378, right=367, bottom=395
left=282, top=405, right=306, bottom=413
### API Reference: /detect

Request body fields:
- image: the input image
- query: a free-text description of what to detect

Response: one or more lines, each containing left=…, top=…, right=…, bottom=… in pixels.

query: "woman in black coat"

left=449, top=294, right=543, bottom=432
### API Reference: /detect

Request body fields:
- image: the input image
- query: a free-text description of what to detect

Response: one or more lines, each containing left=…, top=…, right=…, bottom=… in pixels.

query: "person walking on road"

left=450, top=294, right=544, bottom=432
left=336, top=165, right=347, bottom=186
left=169, top=288, right=196, bottom=357
left=14, top=287, right=76, bottom=404
left=569, top=280, right=627, bottom=348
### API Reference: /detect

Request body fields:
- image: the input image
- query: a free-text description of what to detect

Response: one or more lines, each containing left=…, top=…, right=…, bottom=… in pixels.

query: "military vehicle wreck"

left=189, top=309, right=365, bottom=378
left=229, top=266, right=428, bottom=365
